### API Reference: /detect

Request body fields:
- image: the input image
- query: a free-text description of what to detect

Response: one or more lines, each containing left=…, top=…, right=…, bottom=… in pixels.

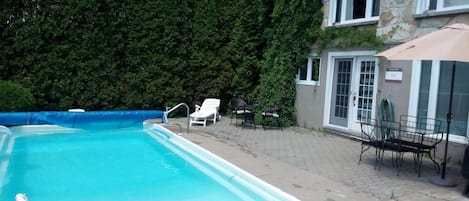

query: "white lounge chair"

left=190, top=98, right=220, bottom=127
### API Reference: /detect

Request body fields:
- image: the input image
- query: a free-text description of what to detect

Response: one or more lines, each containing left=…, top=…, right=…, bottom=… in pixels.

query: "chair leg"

left=262, top=115, right=266, bottom=130
left=358, top=143, right=373, bottom=165
left=429, top=149, right=440, bottom=173
left=358, top=145, right=365, bottom=165
left=234, top=114, right=239, bottom=127
left=378, top=149, right=385, bottom=171
left=276, top=117, right=281, bottom=130
left=464, top=183, right=469, bottom=195
left=374, top=148, right=379, bottom=170
left=262, top=116, right=281, bottom=130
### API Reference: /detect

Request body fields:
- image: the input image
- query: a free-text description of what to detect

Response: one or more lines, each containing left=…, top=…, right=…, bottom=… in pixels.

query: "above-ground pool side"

left=0, top=110, right=164, bottom=128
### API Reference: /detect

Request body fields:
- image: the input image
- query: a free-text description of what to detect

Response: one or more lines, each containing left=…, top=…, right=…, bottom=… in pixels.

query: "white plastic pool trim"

left=144, top=123, right=300, bottom=201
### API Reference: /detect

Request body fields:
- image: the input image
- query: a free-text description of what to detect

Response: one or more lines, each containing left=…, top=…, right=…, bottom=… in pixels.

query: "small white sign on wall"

left=385, top=68, right=403, bottom=81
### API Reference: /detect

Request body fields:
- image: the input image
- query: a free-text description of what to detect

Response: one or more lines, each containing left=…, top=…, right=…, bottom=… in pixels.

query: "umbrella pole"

left=430, top=61, right=457, bottom=187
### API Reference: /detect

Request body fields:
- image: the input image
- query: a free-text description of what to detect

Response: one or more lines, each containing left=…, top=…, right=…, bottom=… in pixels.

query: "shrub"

left=0, top=81, right=36, bottom=111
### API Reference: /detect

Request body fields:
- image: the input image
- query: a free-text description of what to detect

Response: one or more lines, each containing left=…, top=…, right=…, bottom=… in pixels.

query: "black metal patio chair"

left=358, top=119, right=416, bottom=175
left=229, top=97, right=252, bottom=127
left=398, top=115, right=444, bottom=177
left=261, top=105, right=282, bottom=130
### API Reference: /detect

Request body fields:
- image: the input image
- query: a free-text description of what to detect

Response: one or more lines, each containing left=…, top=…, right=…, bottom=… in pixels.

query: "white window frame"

left=416, top=0, right=469, bottom=14
left=296, top=56, right=321, bottom=86
left=328, top=0, right=380, bottom=26
left=408, top=60, right=468, bottom=144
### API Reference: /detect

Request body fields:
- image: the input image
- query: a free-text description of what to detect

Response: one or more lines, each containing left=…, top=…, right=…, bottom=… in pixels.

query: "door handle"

left=353, top=95, right=356, bottom=106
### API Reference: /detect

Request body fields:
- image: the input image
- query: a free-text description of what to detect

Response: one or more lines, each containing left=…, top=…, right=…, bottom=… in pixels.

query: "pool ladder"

left=163, top=103, right=190, bottom=133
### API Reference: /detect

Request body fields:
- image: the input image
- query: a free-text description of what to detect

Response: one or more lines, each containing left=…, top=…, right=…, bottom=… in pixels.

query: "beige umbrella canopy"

left=376, top=23, right=469, bottom=187
left=376, top=23, right=469, bottom=62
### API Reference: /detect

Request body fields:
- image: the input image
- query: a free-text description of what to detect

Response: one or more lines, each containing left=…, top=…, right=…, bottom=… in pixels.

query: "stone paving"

left=170, top=117, right=467, bottom=201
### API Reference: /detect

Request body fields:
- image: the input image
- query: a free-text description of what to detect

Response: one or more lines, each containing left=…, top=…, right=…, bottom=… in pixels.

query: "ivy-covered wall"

left=257, top=0, right=323, bottom=126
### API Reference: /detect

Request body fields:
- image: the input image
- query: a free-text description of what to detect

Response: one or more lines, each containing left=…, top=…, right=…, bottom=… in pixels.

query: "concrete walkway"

left=169, top=117, right=467, bottom=201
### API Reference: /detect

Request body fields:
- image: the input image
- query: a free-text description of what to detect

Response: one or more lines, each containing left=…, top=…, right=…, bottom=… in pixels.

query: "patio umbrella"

left=376, top=23, right=469, bottom=187
left=376, top=23, right=469, bottom=62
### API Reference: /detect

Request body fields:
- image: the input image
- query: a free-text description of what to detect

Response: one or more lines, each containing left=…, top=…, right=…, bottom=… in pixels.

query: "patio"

left=170, top=117, right=467, bottom=201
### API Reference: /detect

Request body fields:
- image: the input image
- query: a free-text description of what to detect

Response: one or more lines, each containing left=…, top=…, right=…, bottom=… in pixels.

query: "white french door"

left=351, top=57, right=377, bottom=130
left=327, top=53, right=378, bottom=131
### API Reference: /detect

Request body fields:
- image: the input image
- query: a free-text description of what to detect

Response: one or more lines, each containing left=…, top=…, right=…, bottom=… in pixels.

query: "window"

left=329, top=0, right=380, bottom=26
left=415, top=61, right=469, bottom=141
left=297, top=57, right=320, bottom=85
left=435, top=61, right=469, bottom=137
left=417, top=0, right=469, bottom=14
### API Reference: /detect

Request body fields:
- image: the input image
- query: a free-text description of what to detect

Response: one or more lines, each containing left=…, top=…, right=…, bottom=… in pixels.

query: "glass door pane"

left=356, top=60, right=375, bottom=122
left=330, top=58, right=352, bottom=127
left=436, top=61, right=469, bottom=136
left=417, top=61, right=432, bottom=118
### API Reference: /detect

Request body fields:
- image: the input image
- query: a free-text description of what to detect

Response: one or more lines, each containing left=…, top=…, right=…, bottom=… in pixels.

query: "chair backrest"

left=360, top=120, right=377, bottom=141
left=378, top=120, right=401, bottom=140
left=400, top=115, right=443, bottom=133
left=230, top=98, right=247, bottom=109
left=361, top=119, right=400, bottom=141
left=399, top=115, right=444, bottom=146
left=263, top=105, right=282, bottom=113
left=200, top=98, right=220, bottom=112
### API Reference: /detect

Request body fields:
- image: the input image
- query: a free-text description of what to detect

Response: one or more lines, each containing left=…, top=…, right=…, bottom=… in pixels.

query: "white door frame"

left=324, top=51, right=378, bottom=131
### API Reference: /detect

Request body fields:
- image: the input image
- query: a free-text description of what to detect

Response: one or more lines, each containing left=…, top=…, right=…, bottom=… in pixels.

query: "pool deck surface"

left=169, top=117, right=467, bottom=201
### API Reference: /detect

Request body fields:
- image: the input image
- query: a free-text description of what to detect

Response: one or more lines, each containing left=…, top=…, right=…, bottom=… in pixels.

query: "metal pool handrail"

left=164, top=103, right=190, bottom=133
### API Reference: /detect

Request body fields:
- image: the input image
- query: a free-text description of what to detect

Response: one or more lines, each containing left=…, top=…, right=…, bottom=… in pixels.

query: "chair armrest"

left=263, top=106, right=282, bottom=113
left=243, top=105, right=255, bottom=112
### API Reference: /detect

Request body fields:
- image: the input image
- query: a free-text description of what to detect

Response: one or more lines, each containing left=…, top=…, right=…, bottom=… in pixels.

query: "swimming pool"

left=0, top=123, right=298, bottom=201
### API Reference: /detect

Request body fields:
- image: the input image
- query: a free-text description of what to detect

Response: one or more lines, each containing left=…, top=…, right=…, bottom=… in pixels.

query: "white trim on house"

left=328, top=0, right=380, bottom=26
left=408, top=60, right=421, bottom=117
left=407, top=60, right=441, bottom=119
left=427, top=60, right=440, bottom=122
left=296, top=56, right=321, bottom=86
left=416, top=0, right=469, bottom=14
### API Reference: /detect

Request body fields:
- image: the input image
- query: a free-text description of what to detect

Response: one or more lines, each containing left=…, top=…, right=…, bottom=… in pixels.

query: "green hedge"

left=0, top=0, right=271, bottom=112
left=0, top=81, right=36, bottom=111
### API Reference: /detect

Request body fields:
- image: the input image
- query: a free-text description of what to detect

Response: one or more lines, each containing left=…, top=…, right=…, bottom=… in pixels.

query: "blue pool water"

left=0, top=124, right=296, bottom=201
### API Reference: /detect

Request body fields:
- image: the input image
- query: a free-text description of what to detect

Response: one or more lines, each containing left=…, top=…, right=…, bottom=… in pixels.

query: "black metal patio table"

left=359, top=116, right=444, bottom=176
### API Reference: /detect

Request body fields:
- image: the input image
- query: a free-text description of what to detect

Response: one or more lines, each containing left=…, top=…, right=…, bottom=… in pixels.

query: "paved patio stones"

left=169, top=118, right=467, bottom=201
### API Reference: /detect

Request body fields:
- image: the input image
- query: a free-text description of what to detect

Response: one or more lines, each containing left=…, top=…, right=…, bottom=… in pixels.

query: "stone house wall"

left=377, top=0, right=469, bottom=44
left=322, top=0, right=469, bottom=43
